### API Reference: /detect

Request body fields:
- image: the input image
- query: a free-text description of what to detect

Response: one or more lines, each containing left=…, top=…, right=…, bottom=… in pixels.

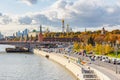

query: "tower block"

left=38, top=25, right=43, bottom=42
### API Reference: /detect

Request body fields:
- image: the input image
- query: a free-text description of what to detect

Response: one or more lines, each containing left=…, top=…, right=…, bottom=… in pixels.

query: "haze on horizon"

left=0, top=0, right=120, bottom=36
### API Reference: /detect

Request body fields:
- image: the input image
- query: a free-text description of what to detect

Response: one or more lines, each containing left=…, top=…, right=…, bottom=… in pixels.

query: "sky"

left=0, top=0, right=120, bottom=36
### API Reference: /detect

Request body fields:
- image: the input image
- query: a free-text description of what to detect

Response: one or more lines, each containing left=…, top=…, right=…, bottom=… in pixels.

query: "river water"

left=0, top=45, right=75, bottom=80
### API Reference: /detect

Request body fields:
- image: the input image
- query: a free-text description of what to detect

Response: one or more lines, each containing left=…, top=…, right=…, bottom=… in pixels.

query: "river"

left=0, top=45, right=75, bottom=80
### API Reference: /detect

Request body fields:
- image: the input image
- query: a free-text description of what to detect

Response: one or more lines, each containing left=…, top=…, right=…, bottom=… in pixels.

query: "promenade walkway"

left=34, top=49, right=101, bottom=80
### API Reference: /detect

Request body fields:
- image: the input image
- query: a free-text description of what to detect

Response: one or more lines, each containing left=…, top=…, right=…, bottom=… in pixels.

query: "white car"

left=110, top=58, right=117, bottom=64
left=101, top=56, right=110, bottom=62
left=116, top=59, right=120, bottom=64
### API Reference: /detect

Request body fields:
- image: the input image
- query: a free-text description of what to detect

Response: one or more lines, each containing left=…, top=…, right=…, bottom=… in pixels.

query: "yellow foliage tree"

left=94, top=44, right=113, bottom=55
left=80, top=43, right=85, bottom=50
left=94, top=44, right=103, bottom=55
left=73, top=42, right=80, bottom=52
left=104, top=44, right=113, bottom=55
left=85, top=44, right=93, bottom=52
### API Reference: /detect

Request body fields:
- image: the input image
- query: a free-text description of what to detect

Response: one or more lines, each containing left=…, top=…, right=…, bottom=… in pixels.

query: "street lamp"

left=115, top=40, right=119, bottom=74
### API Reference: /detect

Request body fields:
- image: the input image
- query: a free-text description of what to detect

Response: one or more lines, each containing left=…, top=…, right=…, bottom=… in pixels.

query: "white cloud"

left=1, top=0, right=120, bottom=35
left=20, top=0, right=38, bottom=6
left=106, top=8, right=115, bottom=13
left=38, top=0, right=120, bottom=28
left=13, top=0, right=120, bottom=32
left=2, top=0, right=120, bottom=27
left=0, top=14, right=12, bottom=25
left=19, top=0, right=51, bottom=6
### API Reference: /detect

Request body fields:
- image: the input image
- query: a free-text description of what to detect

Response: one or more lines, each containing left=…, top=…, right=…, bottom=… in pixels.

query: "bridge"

left=0, top=41, right=66, bottom=51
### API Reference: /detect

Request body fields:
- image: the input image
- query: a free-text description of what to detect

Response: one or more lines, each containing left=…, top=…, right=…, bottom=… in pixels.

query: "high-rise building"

left=16, top=29, right=29, bottom=38
left=16, top=31, right=22, bottom=37
left=0, top=32, right=4, bottom=39
left=23, top=29, right=29, bottom=36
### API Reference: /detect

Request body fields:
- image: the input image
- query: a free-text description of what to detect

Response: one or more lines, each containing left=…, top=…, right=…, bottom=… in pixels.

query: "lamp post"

left=115, top=40, right=119, bottom=74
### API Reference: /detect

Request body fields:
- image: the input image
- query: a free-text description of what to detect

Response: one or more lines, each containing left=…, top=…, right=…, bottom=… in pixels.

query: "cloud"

left=9, top=0, right=120, bottom=28
left=0, top=14, right=12, bottom=25
left=1, top=0, right=120, bottom=32
left=41, top=0, right=120, bottom=28
left=19, top=0, right=50, bottom=6
left=17, top=13, right=61, bottom=27
left=20, top=0, right=38, bottom=6
left=18, top=16, right=32, bottom=24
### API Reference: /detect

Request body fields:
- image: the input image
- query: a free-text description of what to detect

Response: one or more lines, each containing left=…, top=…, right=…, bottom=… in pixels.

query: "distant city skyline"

left=0, top=0, right=120, bottom=36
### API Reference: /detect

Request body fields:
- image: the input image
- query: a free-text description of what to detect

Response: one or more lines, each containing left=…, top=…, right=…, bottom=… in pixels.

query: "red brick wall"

left=38, top=33, right=43, bottom=42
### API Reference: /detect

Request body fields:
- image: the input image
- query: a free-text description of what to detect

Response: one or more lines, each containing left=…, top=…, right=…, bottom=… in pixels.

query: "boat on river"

left=6, top=47, right=29, bottom=53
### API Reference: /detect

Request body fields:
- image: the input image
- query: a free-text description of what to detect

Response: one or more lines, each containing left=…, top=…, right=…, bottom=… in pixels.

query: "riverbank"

left=33, top=49, right=83, bottom=80
left=33, top=49, right=111, bottom=80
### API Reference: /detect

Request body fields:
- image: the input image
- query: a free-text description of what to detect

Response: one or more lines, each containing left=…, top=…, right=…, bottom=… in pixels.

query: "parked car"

left=101, top=56, right=110, bottom=63
left=78, top=52, right=82, bottom=55
left=110, top=58, right=117, bottom=64
left=116, top=59, right=120, bottom=64
left=94, top=55, right=100, bottom=60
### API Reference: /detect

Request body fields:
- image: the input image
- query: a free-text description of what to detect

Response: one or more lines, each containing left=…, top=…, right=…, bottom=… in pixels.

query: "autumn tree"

left=94, top=44, right=103, bottom=55
left=85, top=44, right=93, bottom=52
left=88, top=36, right=95, bottom=46
left=73, top=42, right=80, bottom=51
left=104, top=44, right=113, bottom=55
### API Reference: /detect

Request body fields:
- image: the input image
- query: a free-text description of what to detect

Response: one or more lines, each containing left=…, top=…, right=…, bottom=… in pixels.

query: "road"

left=69, top=53, right=120, bottom=80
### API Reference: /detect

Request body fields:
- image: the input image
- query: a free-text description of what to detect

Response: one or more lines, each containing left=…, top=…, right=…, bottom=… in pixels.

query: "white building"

left=28, top=32, right=39, bottom=38
left=101, top=27, right=106, bottom=34
left=65, top=24, right=72, bottom=32
left=45, top=27, right=50, bottom=33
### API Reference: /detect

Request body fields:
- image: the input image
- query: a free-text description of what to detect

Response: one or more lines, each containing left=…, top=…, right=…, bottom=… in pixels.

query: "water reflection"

left=0, top=52, right=75, bottom=80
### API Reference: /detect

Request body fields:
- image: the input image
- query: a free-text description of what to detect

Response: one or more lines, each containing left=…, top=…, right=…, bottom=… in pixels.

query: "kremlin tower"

left=38, top=25, right=43, bottom=42
left=101, top=27, right=106, bottom=34
left=62, top=19, right=65, bottom=33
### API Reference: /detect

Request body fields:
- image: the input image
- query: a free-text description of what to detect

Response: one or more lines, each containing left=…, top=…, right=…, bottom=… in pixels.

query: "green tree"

left=32, top=29, right=36, bottom=32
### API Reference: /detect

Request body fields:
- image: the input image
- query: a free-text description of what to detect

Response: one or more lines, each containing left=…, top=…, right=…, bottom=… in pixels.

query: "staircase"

left=82, top=68, right=100, bottom=80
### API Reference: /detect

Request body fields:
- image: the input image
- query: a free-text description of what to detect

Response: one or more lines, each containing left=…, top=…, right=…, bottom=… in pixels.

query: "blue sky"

left=0, top=0, right=120, bottom=35
left=0, top=0, right=55, bottom=14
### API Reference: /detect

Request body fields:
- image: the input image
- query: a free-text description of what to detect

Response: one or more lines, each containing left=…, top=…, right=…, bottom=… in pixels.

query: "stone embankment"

left=33, top=49, right=111, bottom=80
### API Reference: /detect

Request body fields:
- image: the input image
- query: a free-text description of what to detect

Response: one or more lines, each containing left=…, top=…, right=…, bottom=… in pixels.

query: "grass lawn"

left=106, top=53, right=120, bottom=59
left=93, top=52, right=120, bottom=59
